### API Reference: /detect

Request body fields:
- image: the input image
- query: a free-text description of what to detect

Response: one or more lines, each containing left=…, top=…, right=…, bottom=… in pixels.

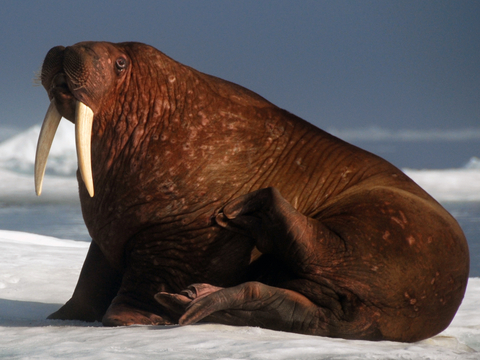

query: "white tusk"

left=35, top=100, right=62, bottom=196
left=75, top=101, right=95, bottom=197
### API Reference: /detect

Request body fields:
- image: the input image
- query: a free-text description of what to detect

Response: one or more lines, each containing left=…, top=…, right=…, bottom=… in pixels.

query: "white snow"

left=0, top=167, right=78, bottom=204
left=0, top=121, right=77, bottom=177
left=0, top=122, right=78, bottom=204
left=404, top=168, right=480, bottom=202
left=328, top=127, right=480, bottom=142
left=0, top=230, right=478, bottom=359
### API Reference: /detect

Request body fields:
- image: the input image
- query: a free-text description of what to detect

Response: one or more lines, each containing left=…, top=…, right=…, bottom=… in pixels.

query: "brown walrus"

left=35, top=41, right=469, bottom=342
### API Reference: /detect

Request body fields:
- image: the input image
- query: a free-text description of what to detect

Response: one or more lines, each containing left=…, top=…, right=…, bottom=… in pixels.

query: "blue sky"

left=0, top=1, right=479, bottom=167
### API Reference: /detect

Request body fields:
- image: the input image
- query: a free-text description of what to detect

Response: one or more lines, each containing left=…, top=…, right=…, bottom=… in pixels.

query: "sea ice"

left=0, top=230, right=478, bottom=359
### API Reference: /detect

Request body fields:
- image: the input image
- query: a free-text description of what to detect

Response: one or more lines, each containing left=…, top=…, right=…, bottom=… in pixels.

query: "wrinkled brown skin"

left=41, top=41, right=469, bottom=342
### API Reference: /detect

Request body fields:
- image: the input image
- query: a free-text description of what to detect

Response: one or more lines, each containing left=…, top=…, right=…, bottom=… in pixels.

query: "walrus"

left=35, top=41, right=469, bottom=342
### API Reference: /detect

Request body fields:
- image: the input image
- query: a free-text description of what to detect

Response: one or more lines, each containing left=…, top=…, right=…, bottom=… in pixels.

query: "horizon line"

left=1, top=124, right=480, bottom=143
left=327, top=127, right=480, bottom=142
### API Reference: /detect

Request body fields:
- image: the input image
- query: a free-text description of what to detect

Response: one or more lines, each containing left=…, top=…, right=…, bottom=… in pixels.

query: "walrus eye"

left=115, top=57, right=128, bottom=72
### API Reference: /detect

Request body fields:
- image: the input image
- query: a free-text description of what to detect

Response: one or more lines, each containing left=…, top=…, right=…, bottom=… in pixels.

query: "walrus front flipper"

left=102, top=298, right=174, bottom=326
left=48, top=240, right=122, bottom=322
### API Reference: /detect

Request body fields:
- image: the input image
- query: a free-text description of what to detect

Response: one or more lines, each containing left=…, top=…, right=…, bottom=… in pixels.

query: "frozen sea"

left=0, top=123, right=479, bottom=359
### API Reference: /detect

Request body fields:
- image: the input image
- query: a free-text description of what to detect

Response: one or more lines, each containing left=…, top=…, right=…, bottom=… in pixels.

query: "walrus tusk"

left=75, top=101, right=95, bottom=197
left=35, top=100, right=95, bottom=197
left=35, top=100, right=62, bottom=196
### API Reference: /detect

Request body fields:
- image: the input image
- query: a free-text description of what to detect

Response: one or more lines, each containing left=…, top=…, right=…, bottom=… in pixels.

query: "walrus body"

left=37, top=42, right=469, bottom=342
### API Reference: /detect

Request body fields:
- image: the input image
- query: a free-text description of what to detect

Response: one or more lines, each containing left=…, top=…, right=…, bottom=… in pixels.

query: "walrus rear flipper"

left=158, top=186, right=467, bottom=342
left=156, top=281, right=365, bottom=337
left=154, top=187, right=380, bottom=339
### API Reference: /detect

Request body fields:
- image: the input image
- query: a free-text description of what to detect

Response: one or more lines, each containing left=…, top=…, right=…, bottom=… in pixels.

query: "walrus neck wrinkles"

left=91, top=56, right=179, bottom=171
left=81, top=58, right=207, bottom=269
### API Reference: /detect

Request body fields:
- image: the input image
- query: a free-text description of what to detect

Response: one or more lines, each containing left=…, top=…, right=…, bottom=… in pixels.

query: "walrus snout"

left=37, top=42, right=132, bottom=199
left=41, top=46, right=78, bottom=121
left=36, top=44, right=97, bottom=198
left=42, top=44, right=94, bottom=87
left=42, top=43, right=107, bottom=111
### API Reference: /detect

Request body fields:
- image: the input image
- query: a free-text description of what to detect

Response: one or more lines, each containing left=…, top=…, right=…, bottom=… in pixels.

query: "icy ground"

left=0, top=230, right=478, bottom=359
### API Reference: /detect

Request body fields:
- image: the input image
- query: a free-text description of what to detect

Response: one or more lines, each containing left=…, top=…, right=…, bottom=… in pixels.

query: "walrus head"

left=35, top=42, right=131, bottom=197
